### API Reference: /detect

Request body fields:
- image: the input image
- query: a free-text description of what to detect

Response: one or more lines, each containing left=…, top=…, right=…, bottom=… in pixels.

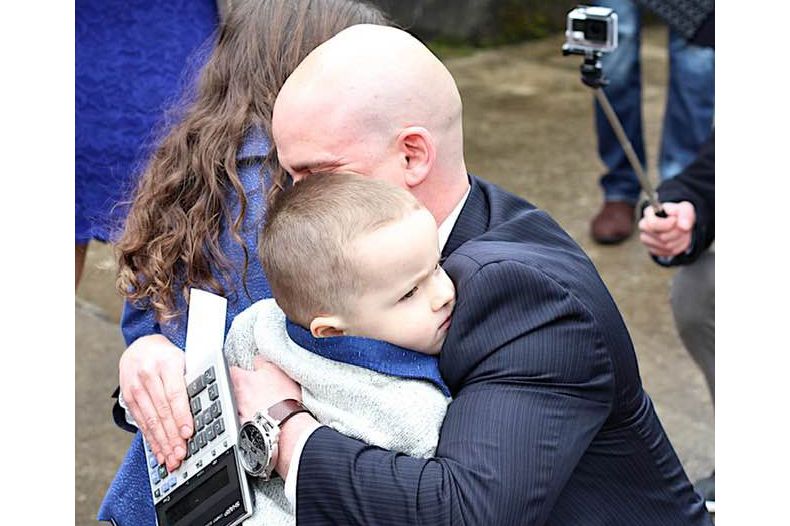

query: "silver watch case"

left=238, top=410, right=280, bottom=480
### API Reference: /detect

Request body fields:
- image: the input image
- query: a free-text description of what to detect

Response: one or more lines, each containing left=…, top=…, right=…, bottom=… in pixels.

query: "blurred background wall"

left=369, top=0, right=575, bottom=45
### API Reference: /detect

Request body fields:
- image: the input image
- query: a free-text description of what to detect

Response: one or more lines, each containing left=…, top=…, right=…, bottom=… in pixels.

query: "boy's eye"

left=401, top=287, right=418, bottom=301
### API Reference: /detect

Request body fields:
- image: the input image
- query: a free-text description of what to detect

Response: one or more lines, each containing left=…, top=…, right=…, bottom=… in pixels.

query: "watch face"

left=239, top=422, right=270, bottom=474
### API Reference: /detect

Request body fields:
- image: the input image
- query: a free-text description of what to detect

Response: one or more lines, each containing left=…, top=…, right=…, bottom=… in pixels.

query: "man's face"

left=343, top=208, right=455, bottom=355
left=275, top=114, right=406, bottom=189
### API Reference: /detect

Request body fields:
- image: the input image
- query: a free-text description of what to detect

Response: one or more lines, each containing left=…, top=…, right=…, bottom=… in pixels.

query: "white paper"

left=184, top=289, right=228, bottom=377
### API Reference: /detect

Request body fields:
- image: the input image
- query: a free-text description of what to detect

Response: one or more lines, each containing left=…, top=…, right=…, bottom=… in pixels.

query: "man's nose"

left=431, top=270, right=456, bottom=311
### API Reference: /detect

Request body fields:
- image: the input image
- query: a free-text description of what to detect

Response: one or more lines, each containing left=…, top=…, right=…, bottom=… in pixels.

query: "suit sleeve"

left=295, top=260, right=615, bottom=525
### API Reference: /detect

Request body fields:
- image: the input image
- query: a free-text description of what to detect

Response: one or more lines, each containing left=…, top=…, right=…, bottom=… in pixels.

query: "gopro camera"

left=563, top=6, right=618, bottom=54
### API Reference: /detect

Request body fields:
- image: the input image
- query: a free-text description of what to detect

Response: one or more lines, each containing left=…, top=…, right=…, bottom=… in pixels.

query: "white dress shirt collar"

left=438, top=186, right=471, bottom=252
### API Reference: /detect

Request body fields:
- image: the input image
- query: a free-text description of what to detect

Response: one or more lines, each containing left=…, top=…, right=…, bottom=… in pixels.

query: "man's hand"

left=229, top=356, right=302, bottom=421
left=638, top=201, right=696, bottom=258
left=230, top=356, right=318, bottom=477
left=119, top=334, right=192, bottom=471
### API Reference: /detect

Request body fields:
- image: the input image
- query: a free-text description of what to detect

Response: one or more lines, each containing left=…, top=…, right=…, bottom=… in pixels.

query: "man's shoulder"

left=445, top=181, right=621, bottom=330
left=461, top=175, right=586, bottom=258
left=439, top=208, right=620, bottom=395
left=447, top=207, right=594, bottom=290
left=447, top=175, right=611, bottom=306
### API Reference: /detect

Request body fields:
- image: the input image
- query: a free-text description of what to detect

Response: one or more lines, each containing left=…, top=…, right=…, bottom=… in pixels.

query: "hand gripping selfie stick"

left=563, top=47, right=667, bottom=218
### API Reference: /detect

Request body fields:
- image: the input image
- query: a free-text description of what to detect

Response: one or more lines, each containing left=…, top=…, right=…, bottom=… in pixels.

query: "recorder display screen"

left=165, top=466, right=230, bottom=525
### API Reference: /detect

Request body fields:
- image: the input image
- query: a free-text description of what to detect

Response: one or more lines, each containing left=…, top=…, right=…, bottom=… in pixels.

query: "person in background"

left=99, top=2, right=390, bottom=524
left=639, top=131, right=715, bottom=512
left=75, top=0, right=220, bottom=288
left=589, top=0, right=714, bottom=244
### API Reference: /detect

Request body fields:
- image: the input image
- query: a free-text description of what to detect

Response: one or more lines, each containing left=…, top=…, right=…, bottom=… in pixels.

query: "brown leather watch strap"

left=267, top=399, right=314, bottom=428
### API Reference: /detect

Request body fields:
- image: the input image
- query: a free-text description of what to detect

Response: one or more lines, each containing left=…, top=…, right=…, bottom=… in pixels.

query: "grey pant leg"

left=670, top=250, right=715, bottom=403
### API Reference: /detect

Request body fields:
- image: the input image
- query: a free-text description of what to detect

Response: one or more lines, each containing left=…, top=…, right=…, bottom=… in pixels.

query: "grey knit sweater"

left=223, top=298, right=450, bottom=526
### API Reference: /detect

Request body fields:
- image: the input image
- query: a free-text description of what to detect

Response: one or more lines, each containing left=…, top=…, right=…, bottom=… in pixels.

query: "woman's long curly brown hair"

left=115, top=0, right=389, bottom=322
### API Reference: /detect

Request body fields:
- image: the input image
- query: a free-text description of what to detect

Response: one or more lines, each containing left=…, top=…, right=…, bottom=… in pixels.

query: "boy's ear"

left=397, top=126, right=435, bottom=187
left=309, top=315, right=347, bottom=338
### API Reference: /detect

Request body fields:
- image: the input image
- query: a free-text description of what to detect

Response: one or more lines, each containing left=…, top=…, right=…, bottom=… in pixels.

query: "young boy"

left=223, top=172, right=455, bottom=526
left=261, top=171, right=456, bottom=355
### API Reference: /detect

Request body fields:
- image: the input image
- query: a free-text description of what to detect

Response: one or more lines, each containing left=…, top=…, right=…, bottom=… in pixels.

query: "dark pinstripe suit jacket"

left=296, top=175, right=711, bottom=525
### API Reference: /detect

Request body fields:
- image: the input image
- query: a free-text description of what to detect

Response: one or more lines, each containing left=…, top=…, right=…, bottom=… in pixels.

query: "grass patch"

left=427, top=38, right=479, bottom=60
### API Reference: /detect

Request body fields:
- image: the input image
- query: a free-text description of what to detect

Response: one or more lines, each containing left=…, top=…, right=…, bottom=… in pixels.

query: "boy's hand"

left=119, top=334, right=193, bottom=471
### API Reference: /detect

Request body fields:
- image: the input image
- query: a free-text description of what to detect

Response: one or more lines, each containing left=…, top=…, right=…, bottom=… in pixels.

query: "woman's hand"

left=119, top=334, right=193, bottom=471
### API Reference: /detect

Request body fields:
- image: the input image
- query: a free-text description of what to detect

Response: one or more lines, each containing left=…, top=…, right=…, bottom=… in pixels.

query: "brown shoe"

left=591, top=201, right=636, bottom=244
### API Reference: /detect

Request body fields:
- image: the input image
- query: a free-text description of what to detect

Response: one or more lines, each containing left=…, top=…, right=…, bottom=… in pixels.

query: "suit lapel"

left=442, top=175, right=491, bottom=259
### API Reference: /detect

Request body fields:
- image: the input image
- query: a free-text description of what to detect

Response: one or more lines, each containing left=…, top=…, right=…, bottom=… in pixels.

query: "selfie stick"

left=564, top=48, right=667, bottom=217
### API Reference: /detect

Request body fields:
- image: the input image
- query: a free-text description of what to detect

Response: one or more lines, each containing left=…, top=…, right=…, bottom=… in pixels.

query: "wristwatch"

left=237, top=399, right=313, bottom=480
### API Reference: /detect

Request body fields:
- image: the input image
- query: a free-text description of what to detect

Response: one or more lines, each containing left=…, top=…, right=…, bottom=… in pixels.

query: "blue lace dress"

left=75, top=0, right=219, bottom=243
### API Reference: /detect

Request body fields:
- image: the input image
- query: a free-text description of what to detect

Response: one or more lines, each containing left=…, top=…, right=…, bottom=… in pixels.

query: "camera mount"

left=563, top=47, right=667, bottom=217
left=562, top=47, right=608, bottom=89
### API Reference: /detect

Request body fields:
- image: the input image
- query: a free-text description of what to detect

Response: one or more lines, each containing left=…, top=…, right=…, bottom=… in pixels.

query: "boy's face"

left=339, top=208, right=456, bottom=355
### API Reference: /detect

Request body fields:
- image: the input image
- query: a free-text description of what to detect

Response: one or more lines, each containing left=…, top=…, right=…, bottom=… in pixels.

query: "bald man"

left=234, top=25, right=711, bottom=525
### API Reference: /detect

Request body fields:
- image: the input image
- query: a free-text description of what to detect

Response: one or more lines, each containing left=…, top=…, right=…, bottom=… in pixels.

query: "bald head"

left=272, top=25, right=468, bottom=223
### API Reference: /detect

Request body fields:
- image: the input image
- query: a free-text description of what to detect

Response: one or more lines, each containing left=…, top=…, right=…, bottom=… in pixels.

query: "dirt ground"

left=75, top=26, right=713, bottom=525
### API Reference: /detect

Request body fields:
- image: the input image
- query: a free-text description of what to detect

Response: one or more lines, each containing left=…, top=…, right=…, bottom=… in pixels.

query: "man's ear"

left=397, top=127, right=435, bottom=188
left=309, top=315, right=347, bottom=338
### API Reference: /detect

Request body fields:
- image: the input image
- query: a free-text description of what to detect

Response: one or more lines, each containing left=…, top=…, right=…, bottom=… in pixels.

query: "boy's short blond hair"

left=260, top=173, right=423, bottom=327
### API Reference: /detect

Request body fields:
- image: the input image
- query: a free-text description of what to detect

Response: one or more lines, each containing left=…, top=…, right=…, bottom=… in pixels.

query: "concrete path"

left=75, top=26, right=713, bottom=525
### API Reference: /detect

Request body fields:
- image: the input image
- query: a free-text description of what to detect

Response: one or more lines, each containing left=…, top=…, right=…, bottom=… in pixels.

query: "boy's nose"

left=431, top=269, right=456, bottom=311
